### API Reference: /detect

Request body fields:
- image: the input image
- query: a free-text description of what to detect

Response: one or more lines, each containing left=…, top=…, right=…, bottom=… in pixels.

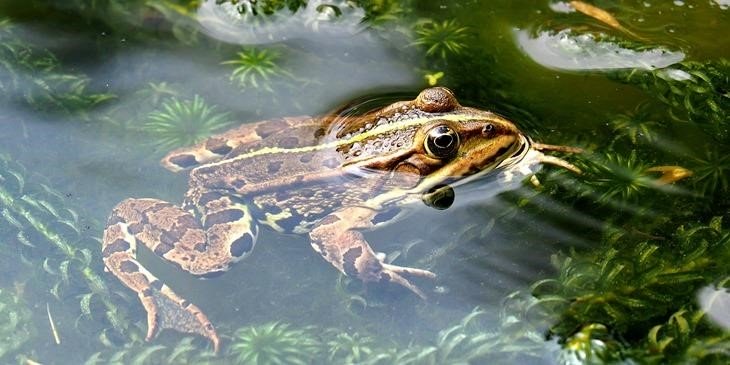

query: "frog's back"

left=161, top=116, right=331, bottom=172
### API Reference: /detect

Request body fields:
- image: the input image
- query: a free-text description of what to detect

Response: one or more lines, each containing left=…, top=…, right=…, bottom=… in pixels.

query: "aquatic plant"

left=533, top=216, right=730, bottom=363
left=228, top=322, right=320, bottom=365
left=609, top=102, right=664, bottom=145
left=348, top=302, right=549, bottom=365
left=612, top=59, right=730, bottom=141
left=0, top=154, right=128, bottom=345
left=0, top=18, right=115, bottom=115
left=84, top=337, right=219, bottom=365
left=555, top=151, right=662, bottom=206
left=558, top=323, right=624, bottom=364
left=689, top=146, right=730, bottom=197
left=144, top=0, right=202, bottom=44
left=325, top=330, right=378, bottom=364
left=0, top=288, right=33, bottom=362
left=360, top=0, right=411, bottom=29
left=143, top=95, right=233, bottom=150
left=222, top=48, right=292, bottom=91
left=134, top=81, right=179, bottom=107
left=413, top=19, right=471, bottom=60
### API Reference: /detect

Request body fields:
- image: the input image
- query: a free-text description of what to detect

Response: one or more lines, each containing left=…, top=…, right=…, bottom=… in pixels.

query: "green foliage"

left=0, top=18, right=115, bottom=115
left=0, top=154, right=129, bottom=346
left=0, top=289, right=33, bottom=362
left=143, top=95, right=233, bottom=150
left=222, top=48, right=292, bottom=91
left=360, top=0, right=411, bottom=28
left=612, top=59, right=730, bottom=141
left=546, top=150, right=668, bottom=208
left=228, top=322, right=320, bottom=365
left=84, top=337, right=219, bottom=365
left=363, top=308, right=543, bottom=365
left=532, top=217, right=730, bottom=362
left=558, top=323, right=623, bottom=364
left=689, top=146, right=730, bottom=198
left=324, top=330, right=377, bottom=364
left=413, top=19, right=471, bottom=60
left=609, top=102, right=664, bottom=145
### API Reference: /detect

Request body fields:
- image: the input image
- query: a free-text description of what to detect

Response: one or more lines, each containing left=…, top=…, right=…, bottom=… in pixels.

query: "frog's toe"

left=379, top=268, right=430, bottom=300
left=379, top=264, right=436, bottom=300
left=382, top=263, right=436, bottom=279
left=140, top=285, right=221, bottom=352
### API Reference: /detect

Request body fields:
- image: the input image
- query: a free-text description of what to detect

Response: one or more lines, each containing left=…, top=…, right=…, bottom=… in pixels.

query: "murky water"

left=1, top=1, right=728, bottom=364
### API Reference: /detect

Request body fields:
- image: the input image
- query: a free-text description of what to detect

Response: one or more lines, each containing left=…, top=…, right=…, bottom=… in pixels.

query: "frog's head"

left=336, top=87, right=533, bottom=209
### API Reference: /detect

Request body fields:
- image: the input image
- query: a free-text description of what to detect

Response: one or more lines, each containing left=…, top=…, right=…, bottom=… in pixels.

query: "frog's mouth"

left=430, top=134, right=532, bottom=190
left=409, top=134, right=532, bottom=209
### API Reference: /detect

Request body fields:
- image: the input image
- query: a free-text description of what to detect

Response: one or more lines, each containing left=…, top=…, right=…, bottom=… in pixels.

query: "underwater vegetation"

left=532, top=217, right=730, bottom=363
left=412, top=19, right=471, bottom=60
left=0, top=155, right=132, bottom=362
left=612, top=59, right=730, bottom=143
left=143, top=95, right=233, bottom=150
left=84, top=337, right=219, bottom=365
left=229, top=322, right=320, bottom=365
left=0, top=18, right=115, bottom=116
left=222, top=48, right=292, bottom=91
left=689, top=147, right=730, bottom=198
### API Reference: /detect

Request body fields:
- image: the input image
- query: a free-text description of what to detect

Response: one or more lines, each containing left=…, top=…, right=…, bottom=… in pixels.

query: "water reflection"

left=698, top=285, right=730, bottom=331
left=196, top=0, right=365, bottom=44
left=516, top=29, right=684, bottom=71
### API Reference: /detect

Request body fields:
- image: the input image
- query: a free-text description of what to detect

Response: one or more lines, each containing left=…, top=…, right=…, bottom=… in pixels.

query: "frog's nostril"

left=482, top=123, right=495, bottom=136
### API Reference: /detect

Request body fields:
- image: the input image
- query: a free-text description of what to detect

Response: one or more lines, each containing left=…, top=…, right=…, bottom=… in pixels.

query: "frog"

left=101, top=87, right=581, bottom=352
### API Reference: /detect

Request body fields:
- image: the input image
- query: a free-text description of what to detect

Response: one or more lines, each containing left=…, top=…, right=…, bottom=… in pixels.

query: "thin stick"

left=46, top=302, right=61, bottom=345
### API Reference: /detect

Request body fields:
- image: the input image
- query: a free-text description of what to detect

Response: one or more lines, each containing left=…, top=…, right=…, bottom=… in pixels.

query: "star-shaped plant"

left=143, top=95, right=232, bottom=150
left=413, top=19, right=471, bottom=59
left=222, top=48, right=292, bottom=91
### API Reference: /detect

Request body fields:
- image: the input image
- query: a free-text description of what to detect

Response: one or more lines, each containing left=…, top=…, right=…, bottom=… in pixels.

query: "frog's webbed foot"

left=103, top=215, right=221, bottom=351
left=309, top=207, right=436, bottom=299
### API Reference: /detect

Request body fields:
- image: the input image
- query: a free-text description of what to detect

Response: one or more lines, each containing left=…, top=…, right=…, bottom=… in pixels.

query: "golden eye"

left=424, top=125, right=459, bottom=159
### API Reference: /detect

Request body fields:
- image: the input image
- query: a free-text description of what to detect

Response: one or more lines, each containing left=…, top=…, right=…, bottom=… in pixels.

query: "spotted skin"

left=102, top=196, right=257, bottom=352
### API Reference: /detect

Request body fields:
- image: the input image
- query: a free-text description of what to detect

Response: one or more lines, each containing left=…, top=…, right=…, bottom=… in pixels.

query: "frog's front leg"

left=102, top=195, right=257, bottom=352
left=309, top=206, right=436, bottom=299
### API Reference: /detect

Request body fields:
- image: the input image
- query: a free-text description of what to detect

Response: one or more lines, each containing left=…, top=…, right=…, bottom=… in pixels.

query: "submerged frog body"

left=102, top=87, right=579, bottom=351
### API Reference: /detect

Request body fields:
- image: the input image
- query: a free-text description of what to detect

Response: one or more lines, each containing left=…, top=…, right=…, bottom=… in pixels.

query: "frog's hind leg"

left=102, top=197, right=258, bottom=352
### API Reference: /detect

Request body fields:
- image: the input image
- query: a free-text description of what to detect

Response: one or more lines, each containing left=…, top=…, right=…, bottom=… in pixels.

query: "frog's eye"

left=424, top=125, right=459, bottom=159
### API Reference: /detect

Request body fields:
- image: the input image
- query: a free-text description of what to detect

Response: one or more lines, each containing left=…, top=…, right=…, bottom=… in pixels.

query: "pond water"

left=0, top=1, right=728, bottom=364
